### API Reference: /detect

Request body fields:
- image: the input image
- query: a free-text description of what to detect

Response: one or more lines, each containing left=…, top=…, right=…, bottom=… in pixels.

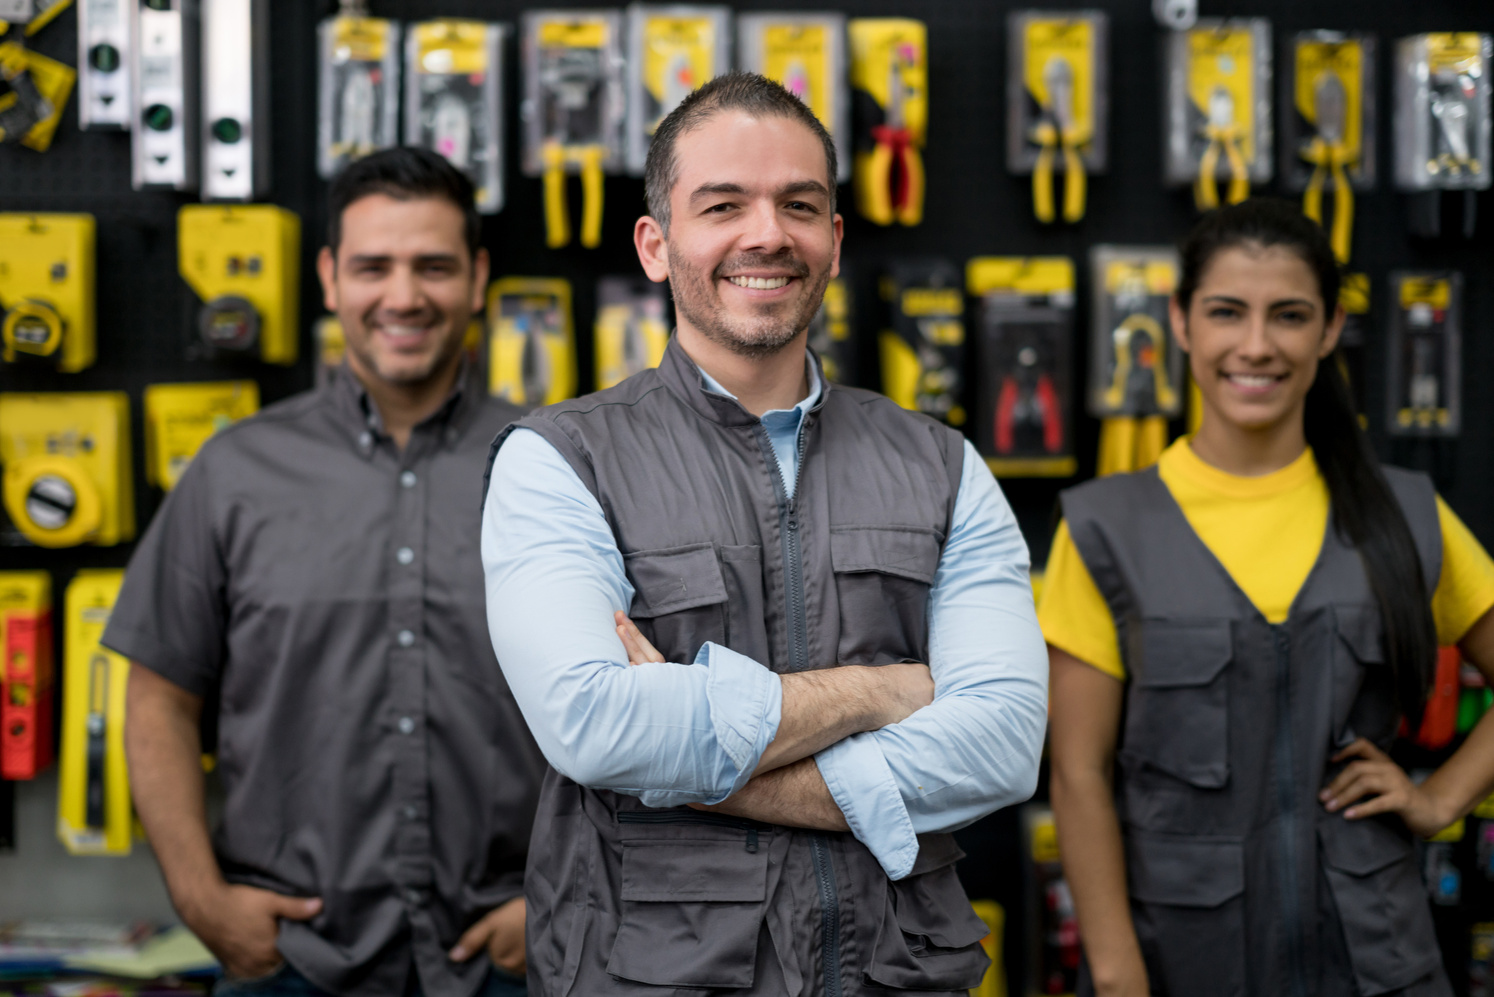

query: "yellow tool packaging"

left=807, top=273, right=854, bottom=385
left=405, top=19, right=506, bottom=215
left=967, top=257, right=1076, bottom=478
left=143, top=381, right=259, bottom=490
left=0, top=0, right=72, bottom=36
left=1283, top=32, right=1376, bottom=264
left=488, top=277, right=577, bottom=407
left=0, top=213, right=96, bottom=373
left=625, top=4, right=730, bottom=176
left=594, top=275, right=669, bottom=390
left=1164, top=18, right=1272, bottom=211
left=1007, top=10, right=1108, bottom=225
left=1089, top=245, right=1182, bottom=477
left=737, top=12, right=849, bottom=184
left=0, top=39, right=76, bottom=152
left=78, top=0, right=132, bottom=129
left=522, top=10, right=626, bottom=249
left=317, top=11, right=401, bottom=179
left=848, top=18, right=926, bottom=226
left=1337, top=272, right=1371, bottom=415
left=1394, top=33, right=1492, bottom=239
left=880, top=259, right=966, bottom=428
left=1023, top=804, right=1080, bottom=995
left=0, top=571, right=54, bottom=781
left=0, top=392, right=133, bottom=549
left=58, top=569, right=133, bottom=856
left=1386, top=270, right=1463, bottom=438
left=178, top=203, right=300, bottom=365
left=129, top=0, right=200, bottom=190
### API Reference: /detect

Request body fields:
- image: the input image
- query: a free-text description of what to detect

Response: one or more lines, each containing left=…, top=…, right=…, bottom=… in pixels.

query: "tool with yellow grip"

left=0, top=213, right=95, bottom=373
left=850, top=19, right=927, bottom=227
left=1164, top=21, right=1271, bottom=211
left=487, top=277, right=577, bottom=407
left=1010, top=13, right=1106, bottom=226
left=1288, top=34, right=1373, bottom=264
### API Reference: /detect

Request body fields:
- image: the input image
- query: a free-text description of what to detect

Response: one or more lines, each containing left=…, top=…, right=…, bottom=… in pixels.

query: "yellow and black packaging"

left=1023, top=805, right=1080, bottom=995
left=488, top=277, right=576, bottom=407
left=317, top=15, right=402, bottom=179
left=595, top=276, right=669, bottom=390
left=143, top=381, right=260, bottom=491
left=880, top=260, right=965, bottom=428
left=625, top=4, right=730, bottom=176
left=178, top=204, right=300, bottom=365
left=807, top=274, right=854, bottom=385
left=58, top=569, right=133, bottom=856
left=404, top=20, right=506, bottom=214
left=968, top=257, right=1076, bottom=478
left=1163, top=19, right=1273, bottom=211
left=1007, top=11, right=1108, bottom=225
left=1394, top=33, right=1492, bottom=195
left=849, top=18, right=927, bottom=226
left=0, top=213, right=96, bottom=373
left=0, top=392, right=133, bottom=549
left=1337, top=273, right=1371, bottom=416
left=0, top=570, right=54, bottom=782
left=1386, top=271, right=1462, bottom=438
left=0, top=41, right=77, bottom=152
left=738, top=12, right=849, bottom=183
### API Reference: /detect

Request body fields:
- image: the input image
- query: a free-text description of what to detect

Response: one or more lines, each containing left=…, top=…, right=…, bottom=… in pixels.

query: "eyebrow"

left=1200, top=294, right=1317, bottom=310
left=687, top=179, right=831, bottom=202
left=345, top=253, right=462, bottom=266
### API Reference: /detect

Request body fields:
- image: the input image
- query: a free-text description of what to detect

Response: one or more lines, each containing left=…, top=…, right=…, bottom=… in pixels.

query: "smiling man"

left=109, top=148, right=543, bottom=997
left=481, top=74, right=1048, bottom=997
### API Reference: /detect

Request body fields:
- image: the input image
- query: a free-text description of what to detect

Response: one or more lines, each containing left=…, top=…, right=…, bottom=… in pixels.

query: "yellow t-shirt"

left=1038, top=439, right=1494, bottom=681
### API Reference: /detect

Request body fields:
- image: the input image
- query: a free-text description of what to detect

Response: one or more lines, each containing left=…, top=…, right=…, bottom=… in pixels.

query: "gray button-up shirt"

left=104, top=365, right=543, bottom=997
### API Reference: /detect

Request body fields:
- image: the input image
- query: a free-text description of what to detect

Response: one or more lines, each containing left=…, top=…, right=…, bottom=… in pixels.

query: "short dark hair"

left=644, top=71, right=838, bottom=233
left=327, top=146, right=481, bottom=258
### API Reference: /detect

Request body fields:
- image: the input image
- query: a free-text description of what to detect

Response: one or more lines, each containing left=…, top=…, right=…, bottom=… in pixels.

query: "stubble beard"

left=345, top=308, right=468, bottom=389
left=668, top=246, right=831, bottom=360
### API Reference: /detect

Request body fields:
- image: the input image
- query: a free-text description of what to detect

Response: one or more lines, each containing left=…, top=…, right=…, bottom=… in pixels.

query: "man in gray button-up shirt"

left=105, top=149, right=543, bottom=997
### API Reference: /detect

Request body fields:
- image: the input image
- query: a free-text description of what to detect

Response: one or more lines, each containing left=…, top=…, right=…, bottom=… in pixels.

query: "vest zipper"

left=1272, top=624, right=1307, bottom=997
left=616, top=809, right=766, bottom=852
left=810, top=833, right=843, bottom=997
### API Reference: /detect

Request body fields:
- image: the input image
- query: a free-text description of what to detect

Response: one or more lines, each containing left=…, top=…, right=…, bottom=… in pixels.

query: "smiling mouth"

left=374, top=323, right=436, bottom=341
left=1223, top=373, right=1286, bottom=388
left=726, top=276, right=792, bottom=290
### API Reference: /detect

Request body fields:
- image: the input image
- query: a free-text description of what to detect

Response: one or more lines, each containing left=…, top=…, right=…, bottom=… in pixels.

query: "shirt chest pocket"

left=624, top=542, right=767, bottom=665
left=830, top=526, right=941, bottom=666
left=1120, top=619, right=1233, bottom=790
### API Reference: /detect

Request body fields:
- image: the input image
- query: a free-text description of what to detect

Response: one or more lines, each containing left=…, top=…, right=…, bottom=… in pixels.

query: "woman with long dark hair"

left=1042, top=199, right=1494, bottom=996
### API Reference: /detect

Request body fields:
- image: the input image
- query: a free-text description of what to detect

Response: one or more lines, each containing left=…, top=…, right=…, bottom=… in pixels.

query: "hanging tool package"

left=1394, top=32, right=1492, bottom=239
left=879, top=259, right=966, bottom=428
left=1386, top=270, right=1463, bottom=439
left=849, top=17, right=926, bottom=227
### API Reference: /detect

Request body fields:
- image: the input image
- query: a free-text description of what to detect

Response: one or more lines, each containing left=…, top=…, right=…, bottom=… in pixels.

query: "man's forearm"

left=754, top=663, right=930, bottom=776
left=699, top=757, right=849, bottom=830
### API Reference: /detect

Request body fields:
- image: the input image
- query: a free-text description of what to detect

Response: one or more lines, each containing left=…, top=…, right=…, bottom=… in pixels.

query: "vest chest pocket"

left=1332, top=606, right=1400, bottom=748
left=866, top=832, right=992, bottom=991
left=624, top=543, right=735, bottom=665
left=1125, top=830, right=1245, bottom=996
left=830, top=526, right=941, bottom=666
left=1120, top=620, right=1233, bottom=789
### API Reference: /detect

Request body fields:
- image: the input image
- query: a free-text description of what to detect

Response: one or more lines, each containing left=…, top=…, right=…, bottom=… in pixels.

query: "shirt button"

left=397, top=716, right=415, bottom=735
left=396, top=546, right=414, bottom=565
left=358, top=432, right=372, bottom=448
left=405, top=889, right=422, bottom=905
left=402, top=805, right=418, bottom=820
left=397, top=629, right=415, bottom=647
left=400, top=471, right=417, bottom=488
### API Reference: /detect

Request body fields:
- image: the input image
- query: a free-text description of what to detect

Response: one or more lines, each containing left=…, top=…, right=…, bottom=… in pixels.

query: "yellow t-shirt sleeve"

left=1036, top=520, right=1126, bottom=680
left=1433, top=496, right=1494, bottom=646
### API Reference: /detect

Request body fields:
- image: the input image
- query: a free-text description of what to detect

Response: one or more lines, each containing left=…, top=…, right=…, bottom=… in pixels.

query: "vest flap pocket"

left=1126, top=831, right=1244, bottom=908
left=830, top=526, right=942, bottom=584
left=618, top=839, right=768, bottom=902
left=868, top=833, right=991, bottom=990
left=909, top=830, right=966, bottom=877
left=624, top=543, right=728, bottom=618
left=1136, top=620, right=1232, bottom=688
left=1335, top=606, right=1386, bottom=665
left=1318, top=814, right=1411, bottom=877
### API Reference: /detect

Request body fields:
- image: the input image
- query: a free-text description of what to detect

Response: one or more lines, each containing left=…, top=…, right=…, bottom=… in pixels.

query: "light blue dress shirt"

left=481, top=354, right=1048, bottom=879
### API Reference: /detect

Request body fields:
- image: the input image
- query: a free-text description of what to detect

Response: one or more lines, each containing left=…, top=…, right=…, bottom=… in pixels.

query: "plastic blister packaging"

left=487, top=277, right=576, bottom=408
left=317, top=14, right=401, bottom=179
left=1337, top=273, right=1371, bottom=416
left=879, top=259, right=966, bottom=428
left=1282, top=32, right=1375, bottom=192
left=1386, top=270, right=1462, bottom=438
left=406, top=20, right=506, bottom=215
left=738, top=12, right=849, bottom=183
left=594, top=275, right=670, bottom=390
left=625, top=4, right=730, bottom=176
left=1394, top=33, right=1492, bottom=193
left=78, top=0, right=133, bottom=129
left=1163, top=18, right=1272, bottom=210
left=808, top=273, right=854, bottom=385
left=848, top=17, right=925, bottom=225
left=1089, top=246, right=1182, bottom=420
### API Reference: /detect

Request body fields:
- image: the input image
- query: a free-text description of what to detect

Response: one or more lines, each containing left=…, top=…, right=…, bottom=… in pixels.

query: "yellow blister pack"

left=178, top=204, right=301, bottom=365
left=0, top=42, right=77, bottom=152
left=488, top=278, right=576, bottom=407
left=0, top=213, right=96, bottom=372
left=0, top=392, right=133, bottom=549
left=737, top=12, right=848, bottom=182
left=1164, top=20, right=1272, bottom=210
left=58, top=569, right=133, bottom=856
left=143, top=381, right=260, bottom=490
left=849, top=18, right=927, bottom=226
left=626, top=6, right=730, bottom=175
left=594, top=276, right=669, bottom=390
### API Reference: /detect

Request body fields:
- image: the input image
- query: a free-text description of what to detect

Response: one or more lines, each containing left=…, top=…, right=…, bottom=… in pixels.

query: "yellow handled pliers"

left=1032, top=57, right=1087, bottom=224
left=543, top=141, right=605, bottom=249
left=1195, top=86, right=1250, bottom=211
left=1302, top=71, right=1355, bottom=263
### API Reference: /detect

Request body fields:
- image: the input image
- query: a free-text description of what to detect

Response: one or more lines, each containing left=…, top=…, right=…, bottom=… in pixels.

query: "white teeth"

left=728, top=275, right=790, bottom=290
left=1227, top=374, right=1278, bottom=387
left=380, top=326, right=428, bottom=339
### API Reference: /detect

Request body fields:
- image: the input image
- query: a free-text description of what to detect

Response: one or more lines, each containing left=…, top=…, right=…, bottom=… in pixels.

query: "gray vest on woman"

left=1062, top=465, right=1451, bottom=997
left=489, top=339, right=994, bottom=996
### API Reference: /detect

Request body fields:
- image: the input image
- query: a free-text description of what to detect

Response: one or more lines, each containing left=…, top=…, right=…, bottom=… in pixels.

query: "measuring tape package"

left=0, top=392, right=133, bottom=549
left=405, top=19, right=506, bottom=214
left=807, top=274, right=854, bottom=386
left=0, top=39, right=76, bottom=152
left=59, top=569, right=133, bottom=856
left=625, top=4, right=730, bottom=176
left=0, top=571, right=53, bottom=781
left=1163, top=19, right=1273, bottom=211
left=967, top=257, right=1076, bottom=478
left=1386, top=271, right=1462, bottom=438
left=1007, top=10, right=1108, bottom=225
left=0, top=213, right=95, bottom=373
left=738, top=12, right=849, bottom=183
left=879, top=259, right=966, bottom=428
left=848, top=17, right=925, bottom=226
left=143, top=381, right=259, bottom=491
left=78, top=0, right=132, bottom=130
left=178, top=203, right=299, bottom=365
left=488, top=277, right=577, bottom=407
left=317, top=14, right=401, bottom=179
left=522, top=10, right=626, bottom=249
left=1394, top=33, right=1492, bottom=195
left=595, top=275, right=669, bottom=390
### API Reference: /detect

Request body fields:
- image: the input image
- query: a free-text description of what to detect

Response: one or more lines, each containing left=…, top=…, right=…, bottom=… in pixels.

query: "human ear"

left=470, top=248, right=491, bottom=314
left=317, top=246, right=338, bottom=313
left=634, top=215, right=670, bottom=283
left=1319, top=302, right=1346, bottom=358
left=1167, top=295, right=1191, bottom=354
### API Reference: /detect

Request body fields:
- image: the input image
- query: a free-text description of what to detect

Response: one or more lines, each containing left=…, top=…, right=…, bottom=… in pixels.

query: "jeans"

left=212, top=962, right=526, bottom=997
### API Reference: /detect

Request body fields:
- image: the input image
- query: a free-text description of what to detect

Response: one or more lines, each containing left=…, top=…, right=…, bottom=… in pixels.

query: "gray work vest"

left=490, top=338, right=993, bottom=996
left=1062, top=464, right=1451, bottom=997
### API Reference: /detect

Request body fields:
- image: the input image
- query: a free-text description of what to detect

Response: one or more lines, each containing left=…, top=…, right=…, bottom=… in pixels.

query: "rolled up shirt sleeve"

left=482, top=427, right=782, bottom=804
left=814, top=440, right=1049, bottom=878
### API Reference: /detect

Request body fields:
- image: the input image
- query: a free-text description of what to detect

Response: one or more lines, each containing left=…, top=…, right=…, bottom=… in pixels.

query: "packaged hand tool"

left=522, top=10, right=625, bottom=248
left=879, top=260, right=965, bottom=428
left=1386, top=270, right=1462, bottom=438
left=0, top=0, right=72, bottom=36
left=969, top=899, right=1006, bottom=997
left=1394, top=33, right=1491, bottom=238
left=625, top=4, right=729, bottom=176
left=849, top=18, right=925, bottom=226
left=0, top=571, right=53, bottom=781
left=807, top=273, right=854, bottom=385
left=199, top=0, right=269, bottom=201
left=1337, top=273, right=1370, bottom=416
left=488, top=277, right=576, bottom=407
left=1283, top=32, right=1375, bottom=263
left=967, top=257, right=1076, bottom=478
left=58, top=569, right=132, bottom=856
left=406, top=19, right=506, bottom=215
left=78, top=0, right=132, bottom=129
left=1024, top=805, right=1081, bottom=996
left=129, top=0, right=199, bottom=190
left=143, top=381, right=259, bottom=490
left=1008, top=11, right=1108, bottom=225
left=0, top=393, right=133, bottom=549
left=1163, top=19, right=1272, bottom=211
left=594, top=276, right=669, bottom=390
left=1089, top=246, right=1181, bottom=476
left=0, top=213, right=96, bottom=373
left=0, top=40, right=76, bottom=151
left=178, top=204, right=300, bottom=365
left=738, top=12, right=849, bottom=183
left=317, top=5, right=400, bottom=178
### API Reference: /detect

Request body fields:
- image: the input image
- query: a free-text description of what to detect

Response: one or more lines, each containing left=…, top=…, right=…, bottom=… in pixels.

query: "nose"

left=738, top=198, right=792, bottom=255
left=381, top=262, right=425, bottom=313
left=1236, top=311, right=1275, bottom=362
